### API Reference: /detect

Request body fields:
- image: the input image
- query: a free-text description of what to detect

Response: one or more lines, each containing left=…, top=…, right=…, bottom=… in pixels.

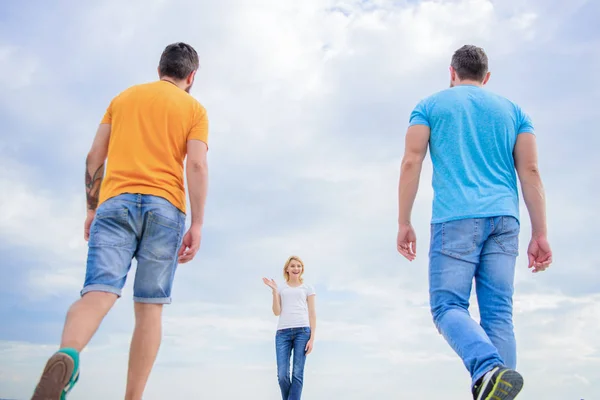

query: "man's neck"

left=160, top=77, right=186, bottom=91
left=455, top=79, right=483, bottom=87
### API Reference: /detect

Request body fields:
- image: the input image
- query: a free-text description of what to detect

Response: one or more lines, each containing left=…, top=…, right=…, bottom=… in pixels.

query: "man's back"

left=410, top=85, right=534, bottom=223
left=99, top=80, right=208, bottom=213
left=32, top=42, right=210, bottom=400
left=398, top=45, right=550, bottom=400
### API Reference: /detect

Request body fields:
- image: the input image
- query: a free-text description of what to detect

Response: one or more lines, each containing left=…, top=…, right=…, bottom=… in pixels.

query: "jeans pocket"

left=493, top=216, right=520, bottom=256
left=441, top=219, right=478, bottom=258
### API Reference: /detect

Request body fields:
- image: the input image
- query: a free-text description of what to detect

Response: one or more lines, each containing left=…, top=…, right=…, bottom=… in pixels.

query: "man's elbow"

left=86, top=149, right=106, bottom=165
left=518, top=164, right=541, bottom=179
left=401, top=155, right=423, bottom=171
left=187, top=159, right=208, bottom=173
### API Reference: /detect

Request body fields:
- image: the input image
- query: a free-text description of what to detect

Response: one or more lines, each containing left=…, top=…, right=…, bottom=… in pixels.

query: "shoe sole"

left=484, top=369, right=524, bottom=400
left=31, top=353, right=75, bottom=400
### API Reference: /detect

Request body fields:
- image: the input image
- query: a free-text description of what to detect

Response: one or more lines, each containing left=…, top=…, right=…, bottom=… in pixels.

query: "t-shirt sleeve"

left=187, top=104, right=209, bottom=145
left=517, top=107, right=535, bottom=135
left=100, top=99, right=114, bottom=124
left=408, top=99, right=430, bottom=127
left=306, top=285, right=316, bottom=297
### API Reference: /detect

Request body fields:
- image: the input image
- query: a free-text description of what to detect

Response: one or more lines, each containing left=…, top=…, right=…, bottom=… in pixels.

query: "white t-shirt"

left=277, top=282, right=316, bottom=330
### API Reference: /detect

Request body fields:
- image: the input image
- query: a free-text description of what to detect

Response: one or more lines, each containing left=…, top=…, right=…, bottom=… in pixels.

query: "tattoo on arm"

left=85, top=158, right=105, bottom=211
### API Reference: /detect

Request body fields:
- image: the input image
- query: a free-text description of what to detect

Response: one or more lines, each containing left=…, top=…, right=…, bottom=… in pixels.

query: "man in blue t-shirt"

left=396, top=45, right=553, bottom=400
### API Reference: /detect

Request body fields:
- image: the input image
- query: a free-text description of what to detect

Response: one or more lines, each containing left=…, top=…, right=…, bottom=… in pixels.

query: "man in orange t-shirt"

left=32, top=42, right=209, bottom=400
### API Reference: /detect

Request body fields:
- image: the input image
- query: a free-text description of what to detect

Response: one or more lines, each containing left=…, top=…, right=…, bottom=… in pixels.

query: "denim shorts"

left=81, top=193, right=186, bottom=304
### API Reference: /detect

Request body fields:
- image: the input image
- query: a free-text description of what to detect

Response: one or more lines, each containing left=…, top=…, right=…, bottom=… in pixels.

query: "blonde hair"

left=283, top=255, right=305, bottom=283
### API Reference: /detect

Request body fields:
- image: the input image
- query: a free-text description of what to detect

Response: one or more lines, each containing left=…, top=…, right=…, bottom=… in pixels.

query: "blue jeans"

left=81, top=193, right=186, bottom=304
left=276, top=327, right=311, bottom=400
left=429, top=216, right=519, bottom=386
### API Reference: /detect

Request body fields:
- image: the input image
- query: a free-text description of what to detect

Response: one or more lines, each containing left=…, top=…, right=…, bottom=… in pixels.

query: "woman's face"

left=287, top=260, right=303, bottom=280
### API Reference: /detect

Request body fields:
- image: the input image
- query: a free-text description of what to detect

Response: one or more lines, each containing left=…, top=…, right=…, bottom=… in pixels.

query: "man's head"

left=158, top=42, right=199, bottom=93
left=449, top=45, right=490, bottom=87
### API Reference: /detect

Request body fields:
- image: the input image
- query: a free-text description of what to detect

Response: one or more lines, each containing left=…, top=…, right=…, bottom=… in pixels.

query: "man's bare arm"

left=514, top=133, right=552, bottom=272
left=398, top=124, right=430, bottom=225
left=86, top=124, right=111, bottom=211
left=186, top=140, right=209, bottom=227
left=514, top=133, right=547, bottom=237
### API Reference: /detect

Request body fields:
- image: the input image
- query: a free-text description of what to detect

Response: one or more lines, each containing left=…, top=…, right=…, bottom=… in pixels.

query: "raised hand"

left=262, top=277, right=278, bottom=292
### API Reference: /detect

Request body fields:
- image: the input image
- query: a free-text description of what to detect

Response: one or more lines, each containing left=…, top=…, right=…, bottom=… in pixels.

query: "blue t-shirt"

left=409, top=85, right=534, bottom=224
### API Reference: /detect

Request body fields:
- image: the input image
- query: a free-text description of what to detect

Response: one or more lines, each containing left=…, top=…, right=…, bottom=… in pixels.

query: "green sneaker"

left=472, top=367, right=524, bottom=400
left=32, top=348, right=80, bottom=400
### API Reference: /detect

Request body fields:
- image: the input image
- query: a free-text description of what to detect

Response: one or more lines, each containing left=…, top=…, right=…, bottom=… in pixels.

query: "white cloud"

left=0, top=45, right=38, bottom=89
left=1, top=0, right=599, bottom=399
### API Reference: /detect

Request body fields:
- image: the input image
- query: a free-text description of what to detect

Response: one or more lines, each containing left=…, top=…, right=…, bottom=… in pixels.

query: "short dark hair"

left=451, top=45, right=488, bottom=82
left=158, top=42, right=199, bottom=80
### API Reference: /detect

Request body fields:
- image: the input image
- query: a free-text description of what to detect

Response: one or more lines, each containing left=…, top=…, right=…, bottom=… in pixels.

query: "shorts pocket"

left=441, top=219, right=479, bottom=258
left=89, top=207, right=131, bottom=247
left=140, top=211, right=183, bottom=261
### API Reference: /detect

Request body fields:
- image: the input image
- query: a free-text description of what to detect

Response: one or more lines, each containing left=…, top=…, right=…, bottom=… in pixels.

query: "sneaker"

left=32, top=348, right=80, bottom=400
left=472, top=366, right=524, bottom=400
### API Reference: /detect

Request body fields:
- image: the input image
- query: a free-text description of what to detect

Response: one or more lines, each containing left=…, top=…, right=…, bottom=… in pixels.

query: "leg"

left=125, top=197, right=186, bottom=399
left=276, top=330, right=293, bottom=400
left=429, top=219, right=504, bottom=386
left=289, top=327, right=310, bottom=400
left=61, top=292, right=118, bottom=351
left=65, top=200, right=137, bottom=350
left=33, top=197, right=137, bottom=399
left=476, top=216, right=519, bottom=369
left=125, top=303, right=164, bottom=400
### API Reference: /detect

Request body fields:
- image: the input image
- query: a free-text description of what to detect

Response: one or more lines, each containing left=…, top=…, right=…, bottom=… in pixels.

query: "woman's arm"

left=306, top=295, right=316, bottom=354
left=262, top=278, right=281, bottom=316
left=272, top=289, right=282, bottom=316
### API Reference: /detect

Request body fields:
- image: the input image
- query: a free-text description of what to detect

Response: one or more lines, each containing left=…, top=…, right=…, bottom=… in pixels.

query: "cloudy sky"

left=1, top=0, right=598, bottom=399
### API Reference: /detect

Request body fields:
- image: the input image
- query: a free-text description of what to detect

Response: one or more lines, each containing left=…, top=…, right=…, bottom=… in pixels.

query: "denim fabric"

left=275, top=327, right=311, bottom=400
left=429, top=216, right=519, bottom=386
left=81, top=193, right=186, bottom=304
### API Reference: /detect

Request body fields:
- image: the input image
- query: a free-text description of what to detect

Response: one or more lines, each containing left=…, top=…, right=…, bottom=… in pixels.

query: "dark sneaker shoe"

left=32, top=348, right=80, bottom=400
left=472, top=366, right=524, bottom=400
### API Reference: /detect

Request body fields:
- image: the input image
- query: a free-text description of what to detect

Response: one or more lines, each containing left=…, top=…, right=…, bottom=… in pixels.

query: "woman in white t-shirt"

left=262, top=255, right=316, bottom=400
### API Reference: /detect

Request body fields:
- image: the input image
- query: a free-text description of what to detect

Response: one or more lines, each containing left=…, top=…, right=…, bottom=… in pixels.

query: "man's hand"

left=397, top=223, right=417, bottom=261
left=305, top=338, right=314, bottom=355
left=527, top=235, right=552, bottom=273
left=178, top=223, right=202, bottom=263
left=84, top=209, right=96, bottom=241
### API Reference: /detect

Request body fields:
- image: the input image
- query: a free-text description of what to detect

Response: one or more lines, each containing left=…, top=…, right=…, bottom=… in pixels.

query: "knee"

left=430, top=287, right=470, bottom=320
left=134, top=303, right=163, bottom=326
left=292, top=369, right=304, bottom=382
left=277, top=371, right=289, bottom=384
left=430, top=300, right=469, bottom=324
left=76, top=292, right=117, bottom=314
left=479, top=302, right=513, bottom=326
left=480, top=312, right=514, bottom=335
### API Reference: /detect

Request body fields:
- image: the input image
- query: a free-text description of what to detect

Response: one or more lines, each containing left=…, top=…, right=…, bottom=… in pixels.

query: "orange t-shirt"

left=98, top=80, right=208, bottom=213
